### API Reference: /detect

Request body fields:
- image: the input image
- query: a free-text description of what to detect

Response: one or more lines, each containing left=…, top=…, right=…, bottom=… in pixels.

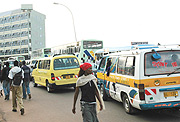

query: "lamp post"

left=53, top=2, right=78, bottom=42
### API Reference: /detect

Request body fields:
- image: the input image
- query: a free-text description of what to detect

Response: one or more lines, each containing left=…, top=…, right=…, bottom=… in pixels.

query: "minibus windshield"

left=54, top=58, right=79, bottom=70
left=145, top=50, right=180, bottom=76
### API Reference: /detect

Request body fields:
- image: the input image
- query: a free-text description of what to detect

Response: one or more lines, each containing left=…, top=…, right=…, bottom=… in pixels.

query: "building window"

left=21, top=48, right=28, bottom=54
left=5, top=50, right=11, bottom=55
left=12, top=49, right=20, bottom=54
left=0, top=18, right=4, bottom=24
left=21, top=40, right=28, bottom=45
left=21, top=23, right=28, bottom=28
left=0, top=50, right=4, bottom=55
left=0, top=43, right=4, bottom=47
left=0, top=35, right=3, bottom=40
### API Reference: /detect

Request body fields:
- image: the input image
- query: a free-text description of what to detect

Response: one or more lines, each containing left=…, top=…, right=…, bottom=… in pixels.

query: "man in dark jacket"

left=21, top=61, right=31, bottom=99
left=2, top=62, right=11, bottom=100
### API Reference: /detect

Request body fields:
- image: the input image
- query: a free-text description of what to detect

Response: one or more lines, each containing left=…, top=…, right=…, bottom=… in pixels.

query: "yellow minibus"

left=32, top=55, right=79, bottom=92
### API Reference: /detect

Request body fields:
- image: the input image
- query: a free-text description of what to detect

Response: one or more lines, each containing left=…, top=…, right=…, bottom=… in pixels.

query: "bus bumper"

left=140, top=101, right=180, bottom=110
left=49, top=83, right=76, bottom=89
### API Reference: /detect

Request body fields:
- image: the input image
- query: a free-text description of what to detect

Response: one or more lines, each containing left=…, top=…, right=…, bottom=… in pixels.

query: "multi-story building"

left=0, top=4, right=46, bottom=60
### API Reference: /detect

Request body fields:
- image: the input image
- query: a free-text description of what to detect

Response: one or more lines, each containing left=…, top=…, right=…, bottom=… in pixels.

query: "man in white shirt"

left=86, top=56, right=92, bottom=63
left=8, top=60, right=25, bottom=115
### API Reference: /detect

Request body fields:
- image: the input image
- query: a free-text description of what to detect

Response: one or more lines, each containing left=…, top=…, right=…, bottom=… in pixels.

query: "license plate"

left=66, top=75, right=70, bottom=79
left=164, top=91, right=178, bottom=97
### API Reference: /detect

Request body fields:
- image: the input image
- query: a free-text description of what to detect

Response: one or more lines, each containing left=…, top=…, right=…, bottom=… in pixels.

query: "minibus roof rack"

left=157, top=44, right=180, bottom=48
left=131, top=44, right=159, bottom=50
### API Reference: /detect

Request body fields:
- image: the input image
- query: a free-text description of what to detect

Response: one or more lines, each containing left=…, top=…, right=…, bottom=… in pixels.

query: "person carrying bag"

left=8, top=60, right=25, bottom=115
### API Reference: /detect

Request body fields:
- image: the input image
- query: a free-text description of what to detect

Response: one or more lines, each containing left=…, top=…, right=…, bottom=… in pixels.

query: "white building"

left=0, top=4, right=46, bottom=60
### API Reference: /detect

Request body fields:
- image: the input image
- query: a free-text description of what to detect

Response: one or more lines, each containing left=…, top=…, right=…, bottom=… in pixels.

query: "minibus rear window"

left=145, top=50, right=180, bottom=76
left=54, top=58, right=79, bottom=70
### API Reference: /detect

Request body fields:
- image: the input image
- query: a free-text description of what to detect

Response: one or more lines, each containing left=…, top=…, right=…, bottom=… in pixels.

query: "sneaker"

left=22, top=97, right=26, bottom=99
left=4, top=95, right=7, bottom=100
left=7, top=95, right=9, bottom=100
left=28, top=94, right=31, bottom=99
left=20, top=108, right=24, bottom=115
left=12, top=109, right=17, bottom=112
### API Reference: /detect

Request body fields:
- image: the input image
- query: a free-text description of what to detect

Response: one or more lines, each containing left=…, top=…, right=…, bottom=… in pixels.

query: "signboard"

left=131, top=42, right=148, bottom=45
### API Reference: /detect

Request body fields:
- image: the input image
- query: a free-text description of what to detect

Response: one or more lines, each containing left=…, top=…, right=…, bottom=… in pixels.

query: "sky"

left=1, top=0, right=180, bottom=48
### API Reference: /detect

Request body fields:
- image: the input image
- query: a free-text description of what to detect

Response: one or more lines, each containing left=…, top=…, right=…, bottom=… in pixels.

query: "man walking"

left=21, top=61, right=31, bottom=99
left=2, top=62, right=11, bottom=100
left=8, top=60, right=25, bottom=115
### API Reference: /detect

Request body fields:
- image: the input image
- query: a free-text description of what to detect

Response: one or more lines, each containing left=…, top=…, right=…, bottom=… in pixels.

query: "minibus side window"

left=38, top=60, right=43, bottom=69
left=117, top=56, right=126, bottom=75
left=34, top=61, right=38, bottom=69
left=106, top=58, right=112, bottom=71
left=44, top=60, right=50, bottom=69
left=99, top=57, right=106, bottom=70
left=110, top=57, right=117, bottom=73
left=125, top=56, right=135, bottom=76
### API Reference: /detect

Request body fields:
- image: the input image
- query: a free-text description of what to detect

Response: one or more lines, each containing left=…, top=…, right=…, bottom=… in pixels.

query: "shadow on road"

left=34, top=85, right=75, bottom=94
left=104, top=99, right=180, bottom=122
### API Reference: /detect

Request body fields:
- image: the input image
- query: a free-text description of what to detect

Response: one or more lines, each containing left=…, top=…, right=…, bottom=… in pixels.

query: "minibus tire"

left=33, top=82, right=37, bottom=87
left=123, top=94, right=135, bottom=114
left=100, top=84, right=108, bottom=101
left=46, top=81, right=53, bottom=93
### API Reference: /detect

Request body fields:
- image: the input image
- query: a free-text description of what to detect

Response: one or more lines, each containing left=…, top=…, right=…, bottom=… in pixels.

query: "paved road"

left=1, top=83, right=180, bottom=122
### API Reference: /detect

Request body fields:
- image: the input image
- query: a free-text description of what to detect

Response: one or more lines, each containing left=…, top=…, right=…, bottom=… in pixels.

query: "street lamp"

left=53, top=2, right=78, bottom=42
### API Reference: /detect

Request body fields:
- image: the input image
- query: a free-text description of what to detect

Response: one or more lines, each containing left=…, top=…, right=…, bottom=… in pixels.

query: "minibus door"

left=97, top=57, right=108, bottom=85
left=32, top=60, right=39, bottom=83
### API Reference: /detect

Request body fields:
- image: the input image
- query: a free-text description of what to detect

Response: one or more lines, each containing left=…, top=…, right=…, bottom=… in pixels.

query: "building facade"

left=0, top=4, right=46, bottom=60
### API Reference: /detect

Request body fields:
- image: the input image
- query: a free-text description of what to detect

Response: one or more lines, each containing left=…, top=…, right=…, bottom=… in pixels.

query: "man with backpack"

left=2, top=62, right=11, bottom=100
left=21, top=61, right=31, bottom=99
left=8, top=60, right=25, bottom=115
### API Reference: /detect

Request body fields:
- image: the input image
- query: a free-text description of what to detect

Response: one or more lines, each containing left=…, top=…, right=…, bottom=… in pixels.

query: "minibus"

left=97, top=44, right=180, bottom=114
left=32, top=55, right=79, bottom=92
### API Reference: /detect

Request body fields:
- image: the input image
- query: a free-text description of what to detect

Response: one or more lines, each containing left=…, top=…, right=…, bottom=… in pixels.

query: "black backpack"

left=13, top=70, right=22, bottom=86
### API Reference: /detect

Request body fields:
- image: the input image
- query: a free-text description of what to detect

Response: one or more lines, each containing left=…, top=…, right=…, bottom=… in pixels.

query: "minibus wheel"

left=123, top=94, right=135, bottom=114
left=46, top=81, right=53, bottom=93
left=33, top=82, right=37, bottom=87
left=100, top=84, right=108, bottom=101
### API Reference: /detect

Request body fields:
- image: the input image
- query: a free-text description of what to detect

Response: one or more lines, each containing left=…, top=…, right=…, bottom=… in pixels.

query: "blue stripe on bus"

left=84, top=50, right=94, bottom=60
left=140, top=101, right=180, bottom=110
left=159, top=87, right=180, bottom=92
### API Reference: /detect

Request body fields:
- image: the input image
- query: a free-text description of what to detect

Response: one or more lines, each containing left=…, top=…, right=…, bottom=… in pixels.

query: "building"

left=0, top=4, right=46, bottom=60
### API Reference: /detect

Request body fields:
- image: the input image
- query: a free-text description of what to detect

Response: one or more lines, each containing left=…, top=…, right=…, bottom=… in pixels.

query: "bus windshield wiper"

left=167, top=67, right=180, bottom=76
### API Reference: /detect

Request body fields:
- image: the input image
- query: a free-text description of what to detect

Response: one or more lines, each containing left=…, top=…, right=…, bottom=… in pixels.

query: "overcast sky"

left=1, top=0, right=180, bottom=48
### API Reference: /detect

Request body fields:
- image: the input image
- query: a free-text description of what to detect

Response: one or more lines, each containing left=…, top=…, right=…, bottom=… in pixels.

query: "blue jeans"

left=81, top=102, right=99, bottom=122
left=22, top=81, right=30, bottom=99
left=3, top=80, right=10, bottom=96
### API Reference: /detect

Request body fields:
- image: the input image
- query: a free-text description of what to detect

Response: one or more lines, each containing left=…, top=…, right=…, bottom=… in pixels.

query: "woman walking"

left=72, top=63, right=104, bottom=122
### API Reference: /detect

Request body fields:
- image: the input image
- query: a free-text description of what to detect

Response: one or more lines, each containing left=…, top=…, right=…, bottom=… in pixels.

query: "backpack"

left=13, top=70, right=22, bottom=86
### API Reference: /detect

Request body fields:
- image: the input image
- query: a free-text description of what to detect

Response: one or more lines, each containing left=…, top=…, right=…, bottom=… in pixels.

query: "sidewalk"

left=0, top=109, right=5, bottom=122
left=0, top=96, right=6, bottom=122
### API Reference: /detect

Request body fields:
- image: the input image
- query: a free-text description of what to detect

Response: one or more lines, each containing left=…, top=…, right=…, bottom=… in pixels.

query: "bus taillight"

left=138, top=84, right=145, bottom=100
left=51, top=73, right=55, bottom=81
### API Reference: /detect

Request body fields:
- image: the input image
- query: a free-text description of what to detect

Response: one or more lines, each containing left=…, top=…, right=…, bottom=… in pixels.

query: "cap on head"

left=80, top=63, right=92, bottom=71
